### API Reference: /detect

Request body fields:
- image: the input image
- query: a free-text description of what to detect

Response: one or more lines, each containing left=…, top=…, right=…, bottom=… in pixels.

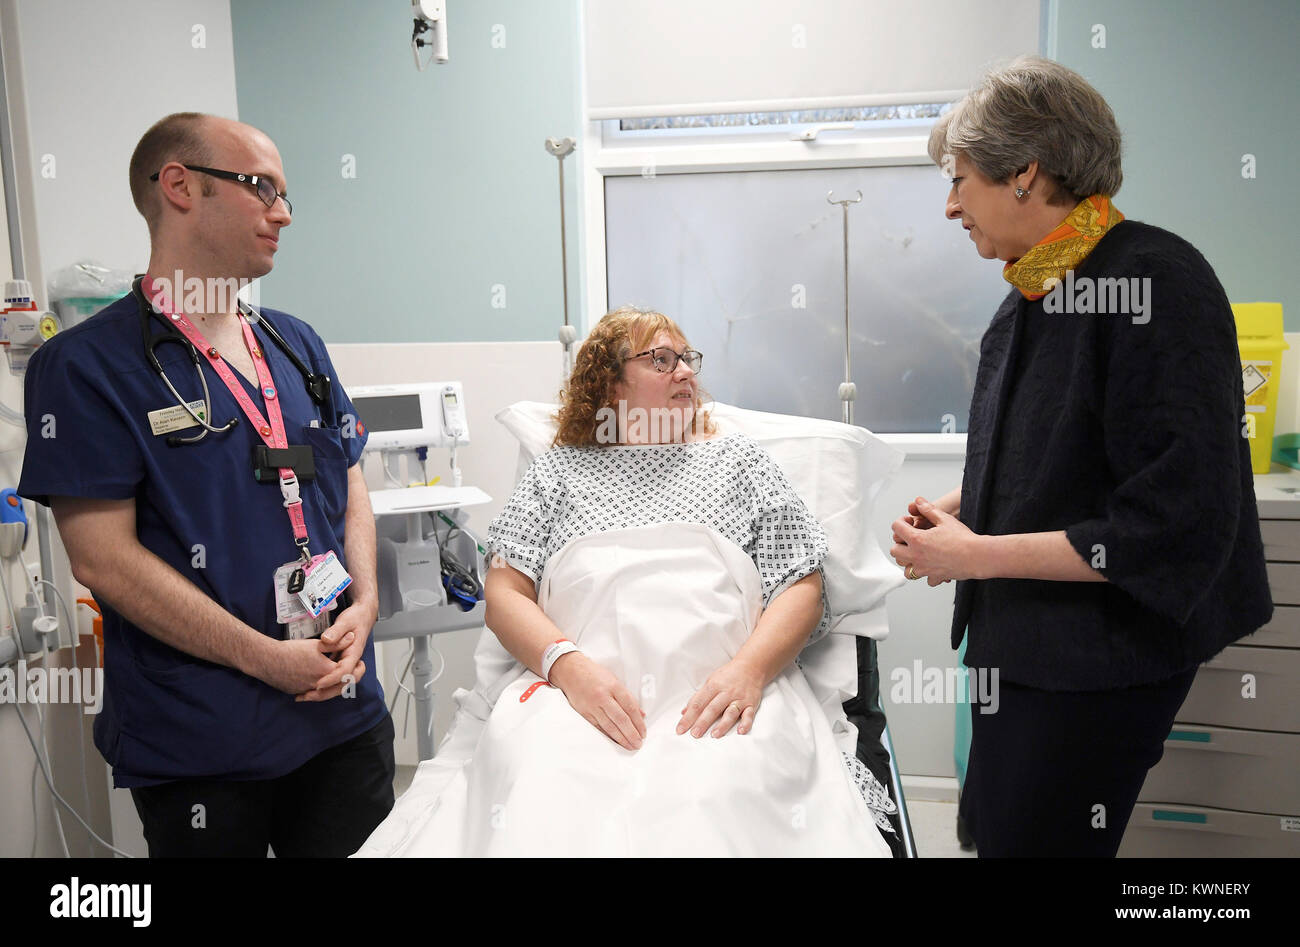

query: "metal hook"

left=545, top=137, right=576, bottom=158
left=827, top=189, right=863, bottom=207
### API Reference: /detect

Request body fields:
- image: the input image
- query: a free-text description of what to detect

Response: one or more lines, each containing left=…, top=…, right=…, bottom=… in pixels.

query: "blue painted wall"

left=230, top=0, right=1297, bottom=341
left=1053, top=0, right=1298, bottom=327
left=230, top=0, right=583, bottom=342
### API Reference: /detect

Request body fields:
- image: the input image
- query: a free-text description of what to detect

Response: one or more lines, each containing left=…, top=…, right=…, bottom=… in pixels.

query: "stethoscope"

left=133, top=277, right=334, bottom=446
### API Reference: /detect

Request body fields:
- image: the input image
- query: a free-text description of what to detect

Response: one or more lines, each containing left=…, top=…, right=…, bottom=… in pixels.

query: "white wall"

left=1276, top=334, right=1300, bottom=436
left=871, top=447, right=964, bottom=781
left=326, top=340, right=562, bottom=764
left=18, top=0, right=239, bottom=276
left=0, top=0, right=239, bottom=857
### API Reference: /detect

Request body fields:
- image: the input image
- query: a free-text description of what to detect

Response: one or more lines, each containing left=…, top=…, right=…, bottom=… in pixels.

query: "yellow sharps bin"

left=1233, top=302, right=1288, bottom=474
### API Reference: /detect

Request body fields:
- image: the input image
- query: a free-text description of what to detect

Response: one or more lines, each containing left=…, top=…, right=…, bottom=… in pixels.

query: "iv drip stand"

left=546, top=137, right=577, bottom=384
left=827, top=189, right=862, bottom=425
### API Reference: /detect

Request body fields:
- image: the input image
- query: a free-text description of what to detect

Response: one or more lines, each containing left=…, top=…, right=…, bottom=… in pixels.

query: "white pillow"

left=495, top=400, right=906, bottom=640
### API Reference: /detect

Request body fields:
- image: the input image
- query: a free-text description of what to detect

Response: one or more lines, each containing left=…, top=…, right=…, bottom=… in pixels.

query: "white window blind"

left=584, top=0, right=1042, bottom=120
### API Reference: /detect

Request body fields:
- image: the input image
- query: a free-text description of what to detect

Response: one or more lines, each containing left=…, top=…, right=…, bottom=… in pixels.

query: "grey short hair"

left=927, top=56, right=1122, bottom=205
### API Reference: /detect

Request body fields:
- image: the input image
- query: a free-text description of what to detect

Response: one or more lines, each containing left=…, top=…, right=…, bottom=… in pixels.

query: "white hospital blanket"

left=354, top=524, right=892, bottom=857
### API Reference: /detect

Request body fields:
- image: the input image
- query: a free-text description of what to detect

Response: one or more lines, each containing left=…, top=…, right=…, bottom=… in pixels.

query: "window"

left=602, top=163, right=1006, bottom=432
left=612, top=104, right=951, bottom=138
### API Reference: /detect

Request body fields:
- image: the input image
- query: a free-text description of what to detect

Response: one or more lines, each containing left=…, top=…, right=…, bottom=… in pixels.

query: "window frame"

left=579, top=109, right=971, bottom=444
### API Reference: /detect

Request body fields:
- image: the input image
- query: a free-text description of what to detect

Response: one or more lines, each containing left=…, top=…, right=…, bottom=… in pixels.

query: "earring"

left=1015, top=186, right=1029, bottom=199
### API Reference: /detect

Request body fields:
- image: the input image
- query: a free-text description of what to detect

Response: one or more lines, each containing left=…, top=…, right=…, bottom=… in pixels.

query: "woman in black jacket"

left=889, top=56, right=1273, bottom=857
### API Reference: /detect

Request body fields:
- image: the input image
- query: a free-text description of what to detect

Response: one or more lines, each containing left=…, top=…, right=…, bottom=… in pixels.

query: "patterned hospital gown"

left=487, top=432, right=831, bottom=642
left=486, top=431, right=900, bottom=838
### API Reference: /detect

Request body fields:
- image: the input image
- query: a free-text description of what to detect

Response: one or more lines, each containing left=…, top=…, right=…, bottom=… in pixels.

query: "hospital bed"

left=358, top=401, right=917, bottom=857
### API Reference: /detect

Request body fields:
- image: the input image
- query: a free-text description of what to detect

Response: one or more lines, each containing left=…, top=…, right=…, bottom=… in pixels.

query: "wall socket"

left=25, top=561, right=40, bottom=597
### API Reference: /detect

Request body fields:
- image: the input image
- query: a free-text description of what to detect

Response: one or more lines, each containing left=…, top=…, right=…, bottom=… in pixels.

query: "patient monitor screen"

left=353, top=394, right=422, bottom=433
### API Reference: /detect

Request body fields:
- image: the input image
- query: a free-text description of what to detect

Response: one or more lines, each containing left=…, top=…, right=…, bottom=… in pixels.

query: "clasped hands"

left=256, top=595, right=377, bottom=702
left=550, top=651, right=764, bottom=751
left=889, top=496, right=980, bottom=586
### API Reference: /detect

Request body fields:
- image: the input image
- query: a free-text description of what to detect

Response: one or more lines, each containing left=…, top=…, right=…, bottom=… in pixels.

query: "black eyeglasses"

left=150, top=165, right=292, bottom=215
left=624, top=346, right=703, bottom=374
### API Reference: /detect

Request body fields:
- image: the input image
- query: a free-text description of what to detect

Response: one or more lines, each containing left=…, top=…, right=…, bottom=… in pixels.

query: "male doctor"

left=19, top=112, right=394, bottom=856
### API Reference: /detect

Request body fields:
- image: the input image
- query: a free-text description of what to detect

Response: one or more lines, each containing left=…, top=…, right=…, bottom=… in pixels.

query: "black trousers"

left=131, top=713, right=395, bottom=857
left=959, top=668, right=1197, bottom=857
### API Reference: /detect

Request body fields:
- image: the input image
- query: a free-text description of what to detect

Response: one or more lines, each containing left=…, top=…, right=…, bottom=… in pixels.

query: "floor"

left=906, top=799, right=978, bottom=858
left=393, top=763, right=416, bottom=797
left=393, top=765, right=979, bottom=857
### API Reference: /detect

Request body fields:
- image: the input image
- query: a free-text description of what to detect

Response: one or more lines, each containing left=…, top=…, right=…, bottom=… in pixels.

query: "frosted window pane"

left=617, top=104, right=948, bottom=131
left=604, top=165, right=1011, bottom=432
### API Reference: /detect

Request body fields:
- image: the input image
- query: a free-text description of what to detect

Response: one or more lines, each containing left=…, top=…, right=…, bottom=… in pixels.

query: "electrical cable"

left=385, top=637, right=445, bottom=742
left=0, top=399, right=24, bottom=426
left=8, top=706, right=70, bottom=856
left=3, top=700, right=131, bottom=856
left=387, top=641, right=415, bottom=714
left=0, top=566, right=131, bottom=857
left=12, top=557, right=73, bottom=849
left=388, top=643, right=416, bottom=739
left=448, top=433, right=463, bottom=487
left=29, top=754, right=38, bottom=858
left=23, top=562, right=47, bottom=617
left=381, top=454, right=403, bottom=488
left=429, top=512, right=481, bottom=606
left=38, top=578, right=94, bottom=847
left=1, top=563, right=69, bottom=857
left=431, top=510, right=461, bottom=547
left=22, top=566, right=89, bottom=846
left=411, top=17, right=434, bottom=71
left=31, top=698, right=69, bottom=857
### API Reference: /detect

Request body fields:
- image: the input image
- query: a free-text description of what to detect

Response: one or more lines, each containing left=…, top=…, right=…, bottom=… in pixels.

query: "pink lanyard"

left=145, top=278, right=312, bottom=558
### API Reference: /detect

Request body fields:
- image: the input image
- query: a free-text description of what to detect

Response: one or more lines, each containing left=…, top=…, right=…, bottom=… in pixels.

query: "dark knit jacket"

left=952, top=219, right=1273, bottom=690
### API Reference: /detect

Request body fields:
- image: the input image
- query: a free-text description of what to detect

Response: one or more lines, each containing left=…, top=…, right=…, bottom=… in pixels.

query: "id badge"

left=297, top=550, right=353, bottom=618
left=287, top=612, right=330, bottom=641
left=274, top=561, right=335, bottom=639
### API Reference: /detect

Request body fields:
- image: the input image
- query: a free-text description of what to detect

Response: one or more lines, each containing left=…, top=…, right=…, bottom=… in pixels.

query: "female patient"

left=365, top=307, right=892, bottom=857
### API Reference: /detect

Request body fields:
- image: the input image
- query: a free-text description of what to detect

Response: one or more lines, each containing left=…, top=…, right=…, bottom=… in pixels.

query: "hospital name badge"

left=147, top=400, right=207, bottom=436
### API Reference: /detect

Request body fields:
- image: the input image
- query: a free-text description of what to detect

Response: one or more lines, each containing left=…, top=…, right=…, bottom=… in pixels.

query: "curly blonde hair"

left=553, top=306, right=715, bottom=447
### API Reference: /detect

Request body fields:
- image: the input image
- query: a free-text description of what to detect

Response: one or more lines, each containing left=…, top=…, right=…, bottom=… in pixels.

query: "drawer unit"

left=1241, top=604, right=1300, bottom=649
left=1175, top=645, right=1300, bottom=733
left=1119, top=804, right=1300, bottom=858
left=1138, top=723, right=1300, bottom=814
left=1265, top=563, right=1300, bottom=605
left=1152, top=478, right=1300, bottom=855
left=1260, top=519, right=1300, bottom=562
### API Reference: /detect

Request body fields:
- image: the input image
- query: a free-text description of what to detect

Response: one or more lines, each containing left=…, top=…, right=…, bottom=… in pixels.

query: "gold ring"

left=906, top=565, right=919, bottom=580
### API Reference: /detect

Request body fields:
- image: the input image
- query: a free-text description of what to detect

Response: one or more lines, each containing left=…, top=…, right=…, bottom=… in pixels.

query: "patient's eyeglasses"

left=150, top=164, right=293, bottom=215
left=624, top=346, right=703, bottom=374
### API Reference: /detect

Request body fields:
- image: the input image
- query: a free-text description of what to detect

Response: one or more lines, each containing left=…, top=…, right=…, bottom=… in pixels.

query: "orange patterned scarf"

left=1002, top=195, right=1125, bottom=300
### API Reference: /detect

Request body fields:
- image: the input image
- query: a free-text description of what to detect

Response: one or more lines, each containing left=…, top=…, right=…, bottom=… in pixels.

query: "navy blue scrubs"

left=19, top=294, right=387, bottom=788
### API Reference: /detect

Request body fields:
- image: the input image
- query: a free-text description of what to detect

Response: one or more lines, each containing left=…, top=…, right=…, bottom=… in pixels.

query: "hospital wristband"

left=541, top=638, right=580, bottom=683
